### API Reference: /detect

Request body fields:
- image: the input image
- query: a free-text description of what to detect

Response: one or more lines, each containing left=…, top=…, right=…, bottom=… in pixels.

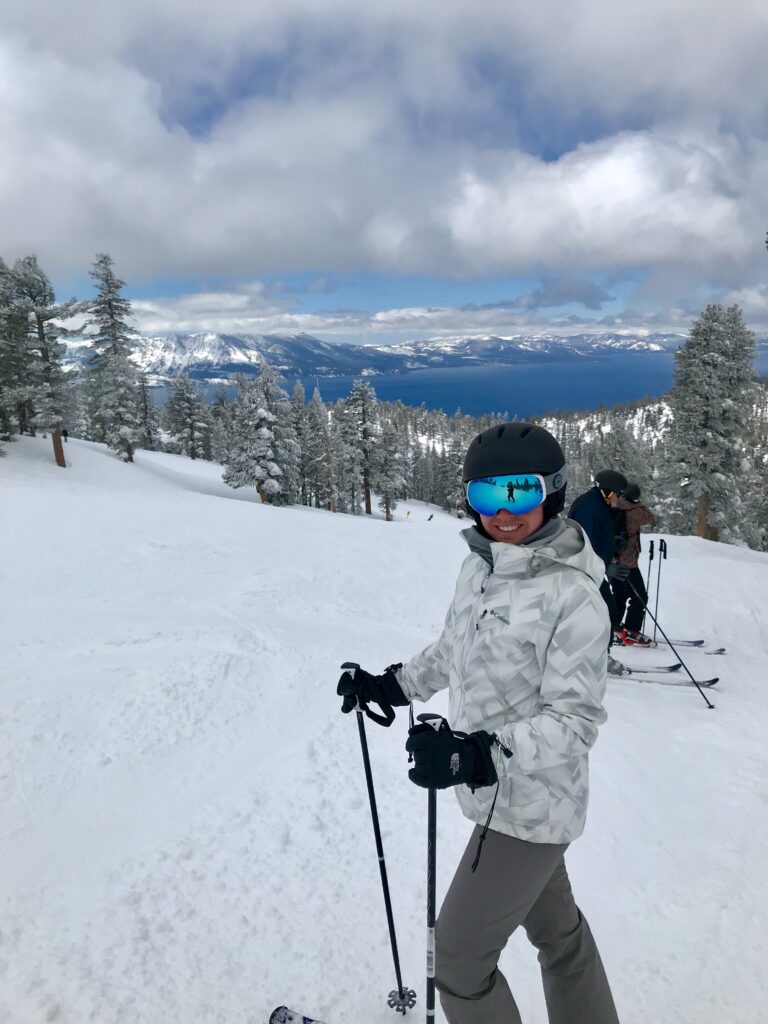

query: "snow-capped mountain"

left=65, top=330, right=688, bottom=385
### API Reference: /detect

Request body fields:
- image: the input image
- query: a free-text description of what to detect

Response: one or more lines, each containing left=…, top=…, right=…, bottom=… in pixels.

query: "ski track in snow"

left=2, top=436, right=767, bottom=1024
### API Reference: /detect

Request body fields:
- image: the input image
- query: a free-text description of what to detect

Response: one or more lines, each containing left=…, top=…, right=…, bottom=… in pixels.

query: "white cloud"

left=128, top=285, right=701, bottom=338
left=445, top=130, right=766, bottom=274
left=1, top=0, right=767, bottom=311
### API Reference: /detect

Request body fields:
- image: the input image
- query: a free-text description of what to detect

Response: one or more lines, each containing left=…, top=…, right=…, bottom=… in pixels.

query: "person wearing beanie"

left=611, top=482, right=657, bottom=645
left=337, top=422, right=620, bottom=1024
left=568, top=470, right=631, bottom=676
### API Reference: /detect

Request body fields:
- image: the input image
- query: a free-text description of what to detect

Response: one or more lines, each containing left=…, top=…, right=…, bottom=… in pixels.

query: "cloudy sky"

left=2, top=0, right=768, bottom=341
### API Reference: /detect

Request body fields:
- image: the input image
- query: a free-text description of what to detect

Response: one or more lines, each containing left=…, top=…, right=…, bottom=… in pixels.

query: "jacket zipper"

left=460, top=565, right=494, bottom=691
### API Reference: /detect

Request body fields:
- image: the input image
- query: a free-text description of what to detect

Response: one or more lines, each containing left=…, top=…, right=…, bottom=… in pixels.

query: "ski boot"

left=607, top=654, right=630, bottom=677
left=620, top=628, right=653, bottom=647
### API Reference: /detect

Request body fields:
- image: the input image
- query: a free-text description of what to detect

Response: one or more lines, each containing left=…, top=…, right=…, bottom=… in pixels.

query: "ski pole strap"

left=358, top=696, right=396, bottom=727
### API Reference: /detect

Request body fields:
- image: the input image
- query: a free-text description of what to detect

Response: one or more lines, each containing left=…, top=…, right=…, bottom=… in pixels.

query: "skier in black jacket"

left=569, top=469, right=629, bottom=676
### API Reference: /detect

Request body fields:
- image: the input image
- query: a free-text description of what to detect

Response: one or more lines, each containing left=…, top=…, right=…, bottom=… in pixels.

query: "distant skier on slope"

left=338, top=423, right=620, bottom=1024
left=568, top=469, right=630, bottom=677
left=610, top=482, right=656, bottom=645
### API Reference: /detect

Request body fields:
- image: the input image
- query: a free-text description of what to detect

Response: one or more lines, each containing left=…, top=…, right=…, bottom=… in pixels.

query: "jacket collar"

left=461, top=517, right=566, bottom=568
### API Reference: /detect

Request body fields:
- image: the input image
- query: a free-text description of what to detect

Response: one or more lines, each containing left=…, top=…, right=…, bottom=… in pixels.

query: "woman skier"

left=338, top=422, right=620, bottom=1024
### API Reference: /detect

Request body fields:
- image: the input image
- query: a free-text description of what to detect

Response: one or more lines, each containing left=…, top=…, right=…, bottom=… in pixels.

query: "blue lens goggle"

left=466, top=469, right=567, bottom=518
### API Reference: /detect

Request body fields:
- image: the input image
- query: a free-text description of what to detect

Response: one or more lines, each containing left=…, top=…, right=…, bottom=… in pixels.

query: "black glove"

left=337, top=662, right=409, bottom=723
left=406, top=714, right=498, bottom=790
left=606, top=563, right=631, bottom=581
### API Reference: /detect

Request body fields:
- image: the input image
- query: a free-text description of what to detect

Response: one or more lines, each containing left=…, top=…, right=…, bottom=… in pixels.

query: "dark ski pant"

left=613, top=567, right=648, bottom=633
left=435, top=826, right=620, bottom=1024
left=600, top=580, right=622, bottom=632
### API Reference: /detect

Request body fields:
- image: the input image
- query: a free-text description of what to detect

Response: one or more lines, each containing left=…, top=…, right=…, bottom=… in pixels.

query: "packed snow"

left=2, top=436, right=767, bottom=1024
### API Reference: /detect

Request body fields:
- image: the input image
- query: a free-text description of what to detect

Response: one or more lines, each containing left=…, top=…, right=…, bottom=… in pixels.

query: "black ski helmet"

left=593, top=469, right=628, bottom=496
left=463, top=422, right=568, bottom=522
left=624, top=482, right=641, bottom=502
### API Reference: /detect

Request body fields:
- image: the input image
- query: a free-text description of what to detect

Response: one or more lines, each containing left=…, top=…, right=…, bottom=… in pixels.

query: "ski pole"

left=628, top=580, right=715, bottom=709
left=641, top=540, right=654, bottom=634
left=652, top=539, right=666, bottom=642
left=411, top=712, right=447, bottom=1024
left=339, top=665, right=416, bottom=1016
left=427, top=787, right=437, bottom=1024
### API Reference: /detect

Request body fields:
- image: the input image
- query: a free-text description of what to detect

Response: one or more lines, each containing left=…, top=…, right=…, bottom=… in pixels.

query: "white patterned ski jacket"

left=397, top=517, right=610, bottom=845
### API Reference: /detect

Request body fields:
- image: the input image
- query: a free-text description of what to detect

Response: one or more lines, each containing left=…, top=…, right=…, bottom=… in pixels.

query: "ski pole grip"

left=339, top=663, right=396, bottom=727
left=649, top=540, right=655, bottom=560
left=416, top=712, right=450, bottom=733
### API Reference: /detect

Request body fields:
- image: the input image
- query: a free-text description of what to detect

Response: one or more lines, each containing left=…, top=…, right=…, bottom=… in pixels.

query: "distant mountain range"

left=66, top=330, right=697, bottom=385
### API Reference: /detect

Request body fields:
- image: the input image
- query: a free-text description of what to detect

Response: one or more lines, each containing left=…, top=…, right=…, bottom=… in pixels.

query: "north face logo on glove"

left=450, top=753, right=461, bottom=775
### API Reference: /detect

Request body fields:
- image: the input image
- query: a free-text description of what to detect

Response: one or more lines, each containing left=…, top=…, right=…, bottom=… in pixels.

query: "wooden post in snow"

left=52, top=429, right=66, bottom=469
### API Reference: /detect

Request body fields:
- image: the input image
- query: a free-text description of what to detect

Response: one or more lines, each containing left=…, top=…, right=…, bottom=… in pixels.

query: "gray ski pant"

left=435, top=826, right=620, bottom=1024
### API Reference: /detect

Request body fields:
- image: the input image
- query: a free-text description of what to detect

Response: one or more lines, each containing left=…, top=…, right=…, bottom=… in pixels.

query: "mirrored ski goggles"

left=465, top=470, right=567, bottom=518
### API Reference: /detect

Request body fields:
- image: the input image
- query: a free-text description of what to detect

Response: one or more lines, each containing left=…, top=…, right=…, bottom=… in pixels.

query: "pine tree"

left=0, top=260, right=22, bottom=437
left=83, top=253, right=142, bottom=461
left=346, top=379, right=379, bottom=515
left=290, top=381, right=310, bottom=504
left=6, top=256, right=80, bottom=463
left=164, top=373, right=210, bottom=459
left=209, top=389, right=234, bottom=464
left=253, top=360, right=301, bottom=505
left=136, top=378, right=161, bottom=451
left=223, top=376, right=282, bottom=501
left=64, top=370, right=91, bottom=441
left=330, top=398, right=363, bottom=514
left=304, top=387, right=336, bottom=510
left=445, top=433, right=467, bottom=514
left=666, top=304, right=757, bottom=541
left=373, top=420, right=406, bottom=520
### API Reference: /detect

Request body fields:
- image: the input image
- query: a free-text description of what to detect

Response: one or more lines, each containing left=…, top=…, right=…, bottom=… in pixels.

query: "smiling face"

left=479, top=504, right=545, bottom=544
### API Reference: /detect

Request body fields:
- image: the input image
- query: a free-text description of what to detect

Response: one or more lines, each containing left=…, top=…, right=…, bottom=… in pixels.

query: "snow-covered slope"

left=2, top=437, right=768, bottom=1024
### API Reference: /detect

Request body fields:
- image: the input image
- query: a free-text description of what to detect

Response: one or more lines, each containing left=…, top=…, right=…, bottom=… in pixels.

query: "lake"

left=161, top=349, right=768, bottom=419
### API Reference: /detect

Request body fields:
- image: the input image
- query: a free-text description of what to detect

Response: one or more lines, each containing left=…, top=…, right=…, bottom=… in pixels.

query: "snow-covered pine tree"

left=373, top=420, right=406, bottom=521
left=407, top=445, right=435, bottom=506
left=209, top=389, right=234, bottom=464
left=290, top=381, right=309, bottom=505
left=83, top=253, right=142, bottom=461
left=164, top=373, right=210, bottom=459
left=210, top=416, right=229, bottom=465
left=326, top=398, right=360, bottom=514
left=304, top=387, right=336, bottom=510
left=445, top=433, right=468, bottom=514
left=7, top=256, right=80, bottom=464
left=753, top=386, right=768, bottom=551
left=222, top=376, right=282, bottom=502
left=136, top=378, right=161, bottom=452
left=346, top=378, right=379, bottom=515
left=590, top=417, right=647, bottom=492
left=0, top=259, right=20, bottom=438
left=99, top=352, right=144, bottom=462
left=666, top=304, right=757, bottom=541
left=253, top=359, right=301, bottom=505
left=63, top=369, right=91, bottom=442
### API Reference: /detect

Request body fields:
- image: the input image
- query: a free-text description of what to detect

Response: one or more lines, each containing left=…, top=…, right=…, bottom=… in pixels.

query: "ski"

left=270, top=1009, right=328, bottom=1024
left=618, top=640, right=726, bottom=654
left=654, top=638, right=705, bottom=648
left=624, top=674, right=719, bottom=688
left=626, top=662, right=682, bottom=674
left=613, top=637, right=703, bottom=649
